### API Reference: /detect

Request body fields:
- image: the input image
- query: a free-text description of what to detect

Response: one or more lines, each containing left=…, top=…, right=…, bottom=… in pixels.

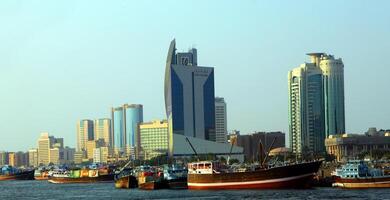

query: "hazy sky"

left=1, top=0, right=389, bottom=151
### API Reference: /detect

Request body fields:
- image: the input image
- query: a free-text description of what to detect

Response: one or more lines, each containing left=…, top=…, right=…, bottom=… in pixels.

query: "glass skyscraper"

left=164, top=39, right=216, bottom=143
left=288, top=53, right=345, bottom=154
left=111, top=104, right=143, bottom=156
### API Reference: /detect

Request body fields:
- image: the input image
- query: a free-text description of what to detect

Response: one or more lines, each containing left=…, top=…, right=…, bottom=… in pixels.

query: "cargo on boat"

left=187, top=160, right=322, bottom=190
left=163, top=164, right=188, bottom=189
left=48, top=168, right=114, bottom=184
left=333, top=160, right=390, bottom=188
left=137, top=166, right=165, bottom=190
left=115, top=167, right=138, bottom=189
left=0, top=165, right=34, bottom=181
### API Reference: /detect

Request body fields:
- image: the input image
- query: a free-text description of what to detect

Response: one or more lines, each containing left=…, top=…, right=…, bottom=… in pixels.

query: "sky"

left=0, top=0, right=389, bottom=151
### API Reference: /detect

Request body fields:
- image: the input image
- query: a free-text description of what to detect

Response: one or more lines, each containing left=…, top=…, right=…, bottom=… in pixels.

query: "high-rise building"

left=37, top=132, right=67, bottom=165
left=164, top=39, right=215, bottom=142
left=215, top=97, right=227, bottom=143
left=316, top=54, right=345, bottom=136
left=94, top=118, right=112, bottom=147
left=38, top=133, right=52, bottom=165
left=138, top=120, right=169, bottom=160
left=76, top=120, right=94, bottom=151
left=288, top=53, right=345, bottom=154
left=111, top=104, right=143, bottom=157
left=28, top=149, right=38, bottom=167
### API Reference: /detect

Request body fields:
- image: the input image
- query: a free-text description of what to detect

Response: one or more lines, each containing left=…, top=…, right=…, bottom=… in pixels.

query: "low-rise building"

left=325, top=133, right=390, bottom=162
left=232, top=131, right=285, bottom=162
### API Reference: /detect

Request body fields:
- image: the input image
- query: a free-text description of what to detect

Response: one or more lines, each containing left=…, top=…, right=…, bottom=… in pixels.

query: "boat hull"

left=188, top=161, right=322, bottom=190
left=48, top=174, right=114, bottom=184
left=115, top=175, right=138, bottom=189
left=165, top=178, right=188, bottom=189
left=0, top=170, right=35, bottom=181
left=139, top=181, right=165, bottom=190
left=333, top=176, right=390, bottom=188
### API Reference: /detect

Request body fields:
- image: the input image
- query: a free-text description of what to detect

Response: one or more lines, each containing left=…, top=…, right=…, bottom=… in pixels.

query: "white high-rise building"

left=94, top=118, right=112, bottom=147
left=76, top=119, right=94, bottom=152
left=288, top=53, right=345, bottom=155
left=215, top=97, right=227, bottom=143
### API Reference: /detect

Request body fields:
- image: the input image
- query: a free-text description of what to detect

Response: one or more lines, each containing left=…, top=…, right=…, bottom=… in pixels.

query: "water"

left=0, top=181, right=389, bottom=200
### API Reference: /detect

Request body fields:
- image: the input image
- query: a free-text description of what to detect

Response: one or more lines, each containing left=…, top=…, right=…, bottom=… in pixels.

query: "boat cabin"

left=188, top=161, right=221, bottom=174
left=335, top=160, right=384, bottom=179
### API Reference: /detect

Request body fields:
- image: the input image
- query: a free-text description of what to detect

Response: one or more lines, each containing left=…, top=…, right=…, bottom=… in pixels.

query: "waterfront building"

left=74, top=151, right=85, bottom=164
left=138, top=120, right=169, bottom=160
left=325, top=133, right=390, bottom=162
left=8, top=152, right=15, bottom=166
left=86, top=139, right=105, bottom=160
left=111, top=104, right=143, bottom=158
left=215, top=97, right=227, bottom=143
left=94, top=118, right=112, bottom=147
left=288, top=53, right=344, bottom=155
left=38, top=133, right=52, bottom=165
left=62, top=147, right=75, bottom=164
left=93, top=147, right=109, bottom=164
left=28, top=149, right=38, bottom=167
left=317, top=54, right=345, bottom=136
left=288, top=58, right=324, bottom=154
left=49, top=148, right=60, bottom=165
left=163, top=39, right=243, bottom=161
left=0, top=151, right=7, bottom=166
left=233, top=132, right=285, bottom=162
left=164, top=39, right=215, bottom=142
left=76, top=120, right=94, bottom=151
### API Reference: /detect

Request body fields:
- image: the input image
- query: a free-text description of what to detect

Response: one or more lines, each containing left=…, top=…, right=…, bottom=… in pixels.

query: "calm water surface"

left=0, top=180, right=389, bottom=200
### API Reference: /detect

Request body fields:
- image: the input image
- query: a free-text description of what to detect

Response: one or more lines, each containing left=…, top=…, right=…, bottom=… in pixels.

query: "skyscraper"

left=94, top=118, right=112, bottom=147
left=164, top=39, right=215, bottom=141
left=215, top=97, right=227, bottom=143
left=38, top=132, right=52, bottom=165
left=111, top=104, right=143, bottom=157
left=288, top=53, right=345, bottom=154
left=76, top=119, right=94, bottom=151
left=317, top=54, right=345, bottom=136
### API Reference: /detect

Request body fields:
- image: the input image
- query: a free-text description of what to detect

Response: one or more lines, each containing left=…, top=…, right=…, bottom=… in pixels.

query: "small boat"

left=332, top=160, right=390, bottom=188
left=34, top=167, right=49, bottom=180
left=0, top=166, right=34, bottom=181
left=137, top=166, right=165, bottom=190
left=163, top=164, right=188, bottom=189
left=48, top=168, right=114, bottom=184
left=114, top=167, right=138, bottom=189
left=187, top=160, right=322, bottom=189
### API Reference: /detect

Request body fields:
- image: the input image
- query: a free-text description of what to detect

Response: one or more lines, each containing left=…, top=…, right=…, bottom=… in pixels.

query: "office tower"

left=164, top=39, right=215, bottom=141
left=38, top=133, right=52, bottom=165
left=215, top=97, right=227, bottom=143
left=37, top=132, right=66, bottom=165
left=111, top=104, right=143, bottom=157
left=76, top=119, right=94, bottom=151
left=62, top=147, right=75, bottom=164
left=74, top=151, right=85, bottom=164
left=138, top=120, right=169, bottom=160
left=288, top=53, right=345, bottom=154
left=94, top=118, right=112, bottom=147
left=315, top=54, right=345, bottom=136
left=28, top=149, right=38, bottom=167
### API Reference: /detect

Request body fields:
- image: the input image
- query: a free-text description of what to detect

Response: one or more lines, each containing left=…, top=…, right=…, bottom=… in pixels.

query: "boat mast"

left=185, top=137, right=199, bottom=161
left=262, top=137, right=276, bottom=167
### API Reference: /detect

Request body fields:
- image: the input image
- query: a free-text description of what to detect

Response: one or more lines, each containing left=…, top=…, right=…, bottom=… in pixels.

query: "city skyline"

left=1, top=1, right=390, bottom=151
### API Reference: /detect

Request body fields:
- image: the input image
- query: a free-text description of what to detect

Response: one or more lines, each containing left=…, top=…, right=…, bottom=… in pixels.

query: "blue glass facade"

left=170, top=69, right=184, bottom=135
left=125, top=105, right=143, bottom=147
left=113, top=108, right=124, bottom=150
left=203, top=71, right=215, bottom=141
